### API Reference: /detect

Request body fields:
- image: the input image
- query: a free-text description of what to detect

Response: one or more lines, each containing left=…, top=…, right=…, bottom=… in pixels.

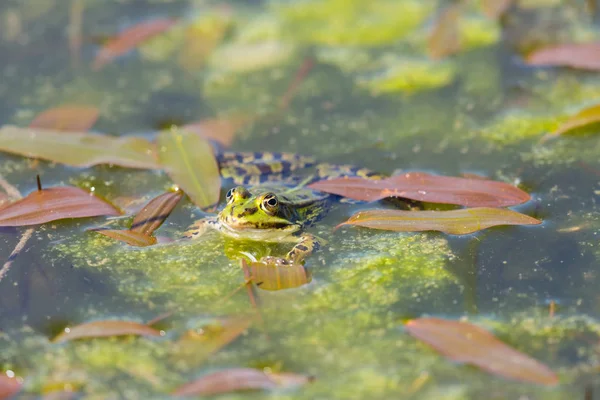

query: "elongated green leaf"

left=94, top=229, right=157, bottom=247
left=0, top=126, right=159, bottom=169
left=406, top=318, right=559, bottom=386
left=0, top=186, right=120, bottom=227
left=157, top=128, right=220, bottom=208
left=338, top=208, right=541, bottom=235
left=52, top=320, right=162, bottom=343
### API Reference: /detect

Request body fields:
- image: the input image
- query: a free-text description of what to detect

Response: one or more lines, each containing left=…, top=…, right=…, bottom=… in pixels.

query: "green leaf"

left=0, top=126, right=160, bottom=169
left=157, top=127, right=221, bottom=208
left=337, top=207, right=541, bottom=235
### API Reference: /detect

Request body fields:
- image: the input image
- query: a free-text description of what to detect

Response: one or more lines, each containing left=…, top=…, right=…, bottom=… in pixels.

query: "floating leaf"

left=130, top=190, right=183, bottom=235
left=428, top=4, right=462, bottom=60
left=178, top=12, right=231, bottom=72
left=29, top=106, right=99, bottom=131
left=181, top=115, right=251, bottom=148
left=0, top=186, right=120, bottom=227
left=209, top=41, right=295, bottom=73
left=338, top=208, right=541, bottom=235
left=309, top=173, right=530, bottom=207
left=405, top=318, right=559, bottom=386
left=173, top=368, right=311, bottom=397
left=157, top=128, right=220, bottom=208
left=52, top=320, right=162, bottom=343
left=92, top=18, right=178, bottom=70
left=525, top=42, right=600, bottom=71
left=248, top=259, right=311, bottom=291
left=0, top=375, right=22, bottom=399
left=481, top=0, right=514, bottom=19
left=543, top=103, right=600, bottom=140
left=0, top=126, right=159, bottom=169
left=94, top=229, right=157, bottom=247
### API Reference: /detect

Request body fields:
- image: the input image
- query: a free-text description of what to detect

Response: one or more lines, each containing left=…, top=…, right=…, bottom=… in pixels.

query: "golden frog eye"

left=226, top=188, right=234, bottom=203
left=261, top=193, right=279, bottom=214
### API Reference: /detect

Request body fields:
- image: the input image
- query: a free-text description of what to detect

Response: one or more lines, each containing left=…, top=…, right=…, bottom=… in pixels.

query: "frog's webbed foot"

left=182, top=217, right=218, bottom=239
left=285, top=233, right=322, bottom=264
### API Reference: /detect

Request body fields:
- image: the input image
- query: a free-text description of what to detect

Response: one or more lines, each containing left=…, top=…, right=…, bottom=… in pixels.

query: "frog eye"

left=225, top=188, right=234, bottom=203
left=261, top=193, right=279, bottom=214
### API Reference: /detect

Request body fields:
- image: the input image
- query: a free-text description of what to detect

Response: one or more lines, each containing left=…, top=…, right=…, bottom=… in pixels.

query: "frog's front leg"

left=182, top=217, right=218, bottom=239
left=285, top=233, right=322, bottom=263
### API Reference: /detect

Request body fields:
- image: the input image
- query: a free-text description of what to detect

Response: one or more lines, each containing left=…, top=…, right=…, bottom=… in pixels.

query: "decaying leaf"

left=525, top=42, right=600, bottom=71
left=0, top=374, right=22, bottom=399
left=130, top=190, right=183, bottom=235
left=428, top=4, right=462, bottom=60
left=157, top=128, right=221, bottom=209
left=248, top=259, right=311, bottom=291
left=0, top=126, right=159, bottom=169
left=309, top=173, right=530, bottom=207
left=405, top=318, right=559, bottom=386
left=337, top=208, right=541, bottom=235
left=542, top=103, right=600, bottom=141
left=172, top=368, right=311, bottom=397
left=92, top=18, right=178, bottom=70
left=52, top=320, right=162, bottom=343
left=181, top=115, right=251, bottom=148
left=0, top=186, right=120, bottom=227
left=94, top=229, right=157, bottom=247
left=481, top=0, right=515, bottom=19
left=29, top=106, right=99, bottom=131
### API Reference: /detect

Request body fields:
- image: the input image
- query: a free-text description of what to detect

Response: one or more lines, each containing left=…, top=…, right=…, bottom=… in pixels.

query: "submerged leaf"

left=525, top=42, right=600, bottom=71
left=94, top=229, right=157, bottom=247
left=338, top=208, right=541, bottom=235
left=405, top=318, right=559, bottom=386
left=428, top=4, right=461, bottom=60
left=0, top=126, right=159, bottom=169
left=92, top=18, right=178, bottom=70
left=248, top=259, right=311, bottom=291
left=309, top=173, right=530, bottom=207
left=157, top=128, right=221, bottom=208
left=0, top=375, right=22, bottom=399
left=172, top=368, right=310, bottom=397
left=481, top=0, right=514, bottom=19
left=0, top=186, right=120, bottom=227
left=130, top=190, right=183, bottom=235
left=544, top=103, right=600, bottom=140
left=181, top=115, right=251, bottom=148
left=29, top=106, right=99, bottom=131
left=52, top=320, right=162, bottom=343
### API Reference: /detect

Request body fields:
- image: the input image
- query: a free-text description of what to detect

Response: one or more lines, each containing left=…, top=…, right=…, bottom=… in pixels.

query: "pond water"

left=1, top=0, right=600, bottom=399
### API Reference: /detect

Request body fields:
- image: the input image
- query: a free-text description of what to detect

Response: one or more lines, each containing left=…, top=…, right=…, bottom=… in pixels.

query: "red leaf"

left=309, top=173, right=530, bottom=207
left=405, top=318, right=559, bottom=386
left=52, top=320, right=162, bottom=343
left=0, top=375, right=22, bottom=399
left=181, top=115, right=251, bottom=148
left=337, top=208, right=541, bottom=235
left=94, top=229, right=157, bottom=247
left=130, top=190, right=183, bottom=235
left=525, top=42, right=600, bottom=71
left=0, top=186, right=121, bottom=227
left=172, top=368, right=311, bottom=397
left=29, top=106, right=99, bottom=132
left=92, top=18, right=178, bottom=70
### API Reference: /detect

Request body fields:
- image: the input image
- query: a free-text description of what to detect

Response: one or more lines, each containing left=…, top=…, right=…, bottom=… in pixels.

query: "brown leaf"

left=542, top=103, right=600, bottom=141
left=52, top=320, right=162, bottom=343
left=29, top=106, right=99, bottom=132
left=481, top=0, right=515, bottom=19
left=177, top=12, right=231, bottom=72
left=309, top=173, right=530, bottom=207
left=157, top=128, right=221, bottom=209
left=0, top=126, right=160, bottom=169
left=130, top=190, right=183, bottom=235
left=0, top=186, right=120, bottom=227
left=428, top=4, right=462, bottom=60
left=92, top=18, right=178, bottom=70
left=337, top=208, right=541, bottom=235
left=94, top=229, right=157, bottom=247
left=248, top=259, right=311, bottom=291
left=181, top=115, right=251, bottom=148
left=525, top=42, right=600, bottom=71
left=0, top=375, right=22, bottom=399
left=172, top=368, right=310, bottom=397
left=279, top=57, right=315, bottom=111
left=405, top=318, right=559, bottom=386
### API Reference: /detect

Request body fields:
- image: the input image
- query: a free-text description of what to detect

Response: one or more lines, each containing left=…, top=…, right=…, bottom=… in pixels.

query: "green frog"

left=183, top=150, right=384, bottom=264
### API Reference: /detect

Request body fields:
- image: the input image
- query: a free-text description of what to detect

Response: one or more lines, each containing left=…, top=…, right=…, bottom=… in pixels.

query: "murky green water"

left=1, top=0, right=600, bottom=398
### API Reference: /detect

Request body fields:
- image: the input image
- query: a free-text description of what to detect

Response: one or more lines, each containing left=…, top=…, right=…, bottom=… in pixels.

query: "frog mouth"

left=218, top=219, right=300, bottom=241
